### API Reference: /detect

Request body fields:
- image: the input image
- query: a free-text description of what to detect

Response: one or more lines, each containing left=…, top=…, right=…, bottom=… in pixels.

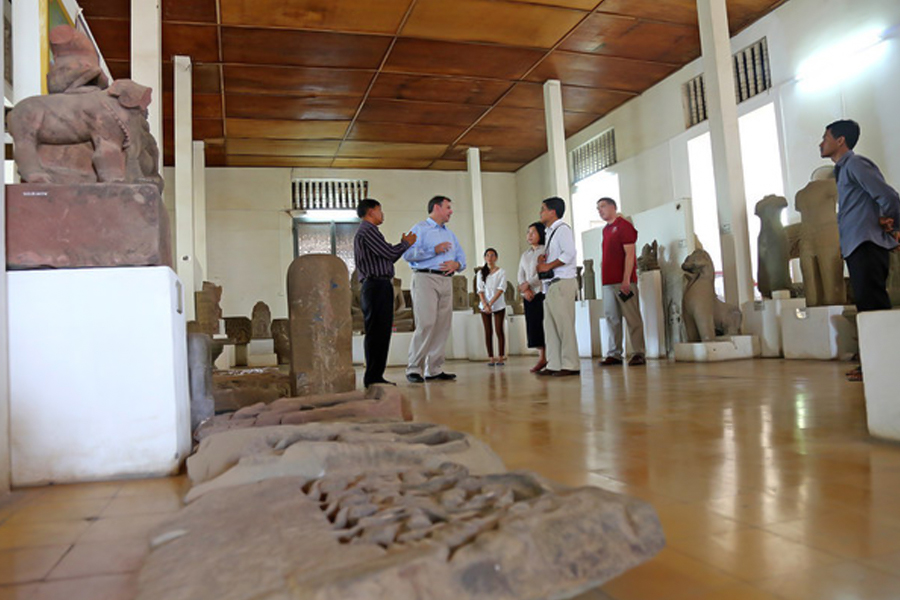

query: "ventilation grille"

left=571, top=129, right=617, bottom=183
left=292, top=179, right=368, bottom=210
left=683, top=37, right=772, bottom=128
left=733, top=38, right=771, bottom=103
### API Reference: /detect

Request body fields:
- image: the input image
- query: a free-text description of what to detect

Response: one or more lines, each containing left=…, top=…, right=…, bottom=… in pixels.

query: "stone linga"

left=137, top=466, right=665, bottom=600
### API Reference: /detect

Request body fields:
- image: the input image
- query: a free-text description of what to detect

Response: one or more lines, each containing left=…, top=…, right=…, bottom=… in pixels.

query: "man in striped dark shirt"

left=354, top=198, right=417, bottom=388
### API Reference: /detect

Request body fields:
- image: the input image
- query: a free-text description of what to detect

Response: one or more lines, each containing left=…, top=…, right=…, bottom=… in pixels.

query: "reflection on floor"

left=2, top=357, right=899, bottom=600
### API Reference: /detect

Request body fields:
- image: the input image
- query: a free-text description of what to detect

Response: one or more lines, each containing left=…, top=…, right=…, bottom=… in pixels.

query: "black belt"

left=362, top=275, right=392, bottom=282
left=414, top=269, right=450, bottom=276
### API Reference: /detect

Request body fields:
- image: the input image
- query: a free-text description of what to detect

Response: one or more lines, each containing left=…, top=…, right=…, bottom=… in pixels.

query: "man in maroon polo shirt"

left=597, top=197, right=646, bottom=366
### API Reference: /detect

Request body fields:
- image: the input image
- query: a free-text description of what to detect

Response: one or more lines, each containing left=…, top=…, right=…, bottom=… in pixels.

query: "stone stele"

left=795, top=178, right=844, bottom=306
left=195, top=385, right=411, bottom=441
left=251, top=301, right=272, bottom=339
left=287, top=255, right=355, bottom=396
left=136, top=466, right=665, bottom=600
left=185, top=421, right=506, bottom=502
left=271, top=319, right=291, bottom=365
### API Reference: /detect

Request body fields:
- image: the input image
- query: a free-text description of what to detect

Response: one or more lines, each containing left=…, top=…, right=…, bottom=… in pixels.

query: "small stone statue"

left=349, top=271, right=365, bottom=334
left=392, top=278, right=415, bottom=332
left=681, top=249, right=742, bottom=342
left=452, top=275, right=469, bottom=311
left=251, top=301, right=272, bottom=339
left=637, top=241, right=660, bottom=273
left=504, top=281, right=525, bottom=315
left=582, top=259, right=597, bottom=300
left=575, top=266, right=584, bottom=301
left=755, top=195, right=791, bottom=298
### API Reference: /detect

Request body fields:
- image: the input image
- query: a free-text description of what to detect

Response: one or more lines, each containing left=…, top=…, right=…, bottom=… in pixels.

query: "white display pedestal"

left=446, top=310, right=472, bottom=360
left=781, top=305, right=857, bottom=360
left=741, top=292, right=806, bottom=357
left=8, top=267, right=191, bottom=486
left=859, top=310, right=900, bottom=442
left=639, top=271, right=666, bottom=359
left=675, top=335, right=760, bottom=362
left=352, top=331, right=415, bottom=367
left=575, top=299, right=603, bottom=358
left=507, top=314, right=534, bottom=356
left=247, top=338, right=277, bottom=367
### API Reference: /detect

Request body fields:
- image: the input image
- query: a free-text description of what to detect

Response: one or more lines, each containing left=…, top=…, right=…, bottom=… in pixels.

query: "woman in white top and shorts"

left=477, top=248, right=507, bottom=366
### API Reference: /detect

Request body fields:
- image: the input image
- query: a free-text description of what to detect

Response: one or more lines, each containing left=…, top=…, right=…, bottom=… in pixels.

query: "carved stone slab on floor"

left=212, top=367, right=292, bottom=413
left=195, top=385, right=410, bottom=441
left=185, top=422, right=507, bottom=502
left=6, top=183, right=172, bottom=269
left=137, top=467, right=665, bottom=600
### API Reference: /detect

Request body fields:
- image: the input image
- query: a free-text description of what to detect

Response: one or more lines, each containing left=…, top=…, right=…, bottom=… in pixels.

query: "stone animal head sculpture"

left=47, top=24, right=110, bottom=93
left=637, top=240, right=660, bottom=272
left=680, top=249, right=742, bottom=341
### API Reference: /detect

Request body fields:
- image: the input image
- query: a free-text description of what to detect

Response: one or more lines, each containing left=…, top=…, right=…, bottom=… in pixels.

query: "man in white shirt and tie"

left=535, top=196, right=580, bottom=377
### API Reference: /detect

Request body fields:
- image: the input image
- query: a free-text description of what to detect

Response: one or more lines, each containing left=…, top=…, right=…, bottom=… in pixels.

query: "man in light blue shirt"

left=403, top=195, right=467, bottom=382
left=819, top=119, right=900, bottom=313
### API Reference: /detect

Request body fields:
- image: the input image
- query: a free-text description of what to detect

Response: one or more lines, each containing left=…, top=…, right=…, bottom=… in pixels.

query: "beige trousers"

left=407, top=273, right=453, bottom=377
left=543, top=278, right=580, bottom=371
left=602, top=283, right=646, bottom=358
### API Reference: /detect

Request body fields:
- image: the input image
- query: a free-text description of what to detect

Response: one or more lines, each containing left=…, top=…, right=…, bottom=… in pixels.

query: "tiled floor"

left=1, top=356, right=899, bottom=600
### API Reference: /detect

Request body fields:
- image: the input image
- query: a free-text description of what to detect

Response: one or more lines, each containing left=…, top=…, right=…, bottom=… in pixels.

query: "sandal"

left=496, top=356, right=506, bottom=366
left=488, top=358, right=497, bottom=367
left=846, top=366, right=863, bottom=382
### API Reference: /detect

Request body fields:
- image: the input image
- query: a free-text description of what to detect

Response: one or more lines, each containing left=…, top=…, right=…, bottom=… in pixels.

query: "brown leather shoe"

left=598, top=357, right=623, bottom=366
left=628, top=354, right=646, bottom=366
left=551, top=369, right=580, bottom=377
left=535, top=369, right=558, bottom=376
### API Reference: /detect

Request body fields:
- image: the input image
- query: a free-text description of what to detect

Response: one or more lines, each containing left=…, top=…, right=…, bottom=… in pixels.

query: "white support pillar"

left=12, top=0, right=42, bottom=101
left=174, top=55, right=195, bottom=320
left=1, top=8, right=12, bottom=492
left=131, top=0, right=163, bottom=170
left=697, top=0, right=754, bottom=306
left=543, top=79, right=572, bottom=226
left=467, top=147, right=486, bottom=260
left=192, top=141, right=207, bottom=286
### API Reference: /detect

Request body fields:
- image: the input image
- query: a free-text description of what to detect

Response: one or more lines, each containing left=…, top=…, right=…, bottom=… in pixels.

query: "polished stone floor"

left=2, top=356, right=899, bottom=599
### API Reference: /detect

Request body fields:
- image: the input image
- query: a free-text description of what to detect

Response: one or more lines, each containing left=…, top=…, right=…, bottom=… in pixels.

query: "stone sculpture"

left=191, top=281, right=222, bottom=336
left=755, top=195, right=792, bottom=298
left=576, top=265, right=584, bottom=301
left=187, top=333, right=215, bottom=432
left=212, top=367, right=292, bottom=413
left=795, top=177, right=845, bottom=306
left=250, top=301, right=271, bottom=339
left=637, top=240, right=660, bottom=273
left=504, top=281, right=525, bottom=315
left=583, top=258, right=597, bottom=300
left=185, top=421, right=506, bottom=502
left=391, top=277, right=415, bottom=332
left=681, top=249, right=742, bottom=342
left=287, top=255, right=355, bottom=396
left=349, top=271, right=365, bottom=334
left=137, top=468, right=665, bottom=600
left=452, top=275, right=469, bottom=310
left=7, top=27, right=162, bottom=192
left=271, top=318, right=290, bottom=364
left=196, top=386, right=410, bottom=441
left=888, top=251, right=900, bottom=307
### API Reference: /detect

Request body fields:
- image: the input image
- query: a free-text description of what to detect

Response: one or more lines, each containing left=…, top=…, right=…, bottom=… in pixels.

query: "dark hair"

left=529, top=222, right=546, bottom=245
left=428, top=195, right=451, bottom=213
left=542, top=196, right=566, bottom=220
left=480, top=247, right=498, bottom=282
left=356, top=198, right=380, bottom=219
left=597, top=197, right=617, bottom=209
left=826, top=119, right=860, bottom=150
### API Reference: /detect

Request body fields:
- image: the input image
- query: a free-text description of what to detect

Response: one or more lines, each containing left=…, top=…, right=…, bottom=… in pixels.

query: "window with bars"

left=292, top=178, right=369, bottom=210
left=683, top=37, right=772, bottom=128
left=570, top=129, right=617, bottom=183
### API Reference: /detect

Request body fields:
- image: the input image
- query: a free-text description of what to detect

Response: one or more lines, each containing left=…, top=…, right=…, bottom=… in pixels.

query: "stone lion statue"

left=681, top=249, right=742, bottom=342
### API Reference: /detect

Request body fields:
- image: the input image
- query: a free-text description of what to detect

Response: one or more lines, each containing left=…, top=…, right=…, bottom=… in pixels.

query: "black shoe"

left=406, top=373, right=425, bottom=383
left=425, top=372, right=457, bottom=381
left=366, top=379, right=397, bottom=387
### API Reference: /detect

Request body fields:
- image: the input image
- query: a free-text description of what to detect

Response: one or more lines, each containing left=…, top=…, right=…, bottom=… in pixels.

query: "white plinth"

left=782, top=305, right=856, bottom=360
left=352, top=331, right=415, bottom=367
left=675, top=335, right=760, bottom=362
left=639, top=271, right=666, bottom=359
left=446, top=310, right=472, bottom=360
left=575, top=299, right=603, bottom=358
left=859, top=310, right=900, bottom=441
left=8, top=267, right=191, bottom=486
left=506, top=314, right=534, bottom=356
left=248, top=339, right=274, bottom=354
left=742, top=297, right=807, bottom=357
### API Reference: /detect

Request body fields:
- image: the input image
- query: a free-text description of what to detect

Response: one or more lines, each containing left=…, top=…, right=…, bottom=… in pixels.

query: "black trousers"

left=523, top=292, right=545, bottom=348
left=360, top=278, right=394, bottom=386
left=846, top=241, right=892, bottom=312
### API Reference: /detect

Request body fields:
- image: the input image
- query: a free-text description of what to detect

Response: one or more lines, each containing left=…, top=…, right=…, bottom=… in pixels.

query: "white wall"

left=194, top=167, right=518, bottom=320
left=516, top=0, right=900, bottom=250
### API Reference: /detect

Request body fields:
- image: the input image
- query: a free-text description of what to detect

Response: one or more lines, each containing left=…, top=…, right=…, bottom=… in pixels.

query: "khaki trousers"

left=543, top=278, right=579, bottom=371
left=602, top=283, right=646, bottom=358
left=407, top=272, right=453, bottom=377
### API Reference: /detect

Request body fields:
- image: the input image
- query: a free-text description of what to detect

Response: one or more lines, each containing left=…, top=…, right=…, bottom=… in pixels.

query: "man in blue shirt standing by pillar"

left=819, top=119, right=900, bottom=380
left=403, top=195, right=467, bottom=383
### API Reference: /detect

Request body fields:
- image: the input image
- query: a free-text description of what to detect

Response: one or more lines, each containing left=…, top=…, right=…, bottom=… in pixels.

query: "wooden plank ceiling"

left=79, top=0, right=786, bottom=172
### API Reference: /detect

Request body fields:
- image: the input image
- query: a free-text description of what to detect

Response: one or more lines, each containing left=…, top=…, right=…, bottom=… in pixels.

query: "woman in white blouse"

left=477, top=248, right=507, bottom=366
left=517, top=222, right=547, bottom=372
